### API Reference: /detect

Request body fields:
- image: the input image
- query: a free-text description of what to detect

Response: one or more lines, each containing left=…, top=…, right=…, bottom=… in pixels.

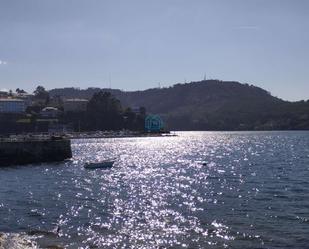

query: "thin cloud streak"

left=0, top=60, right=8, bottom=65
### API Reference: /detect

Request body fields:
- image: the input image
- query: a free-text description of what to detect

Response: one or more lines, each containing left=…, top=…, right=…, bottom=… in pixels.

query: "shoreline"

left=67, top=132, right=176, bottom=139
left=0, top=131, right=176, bottom=142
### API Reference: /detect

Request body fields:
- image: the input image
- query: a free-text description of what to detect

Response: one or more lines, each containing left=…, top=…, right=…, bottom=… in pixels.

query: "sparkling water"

left=1, top=131, right=309, bottom=248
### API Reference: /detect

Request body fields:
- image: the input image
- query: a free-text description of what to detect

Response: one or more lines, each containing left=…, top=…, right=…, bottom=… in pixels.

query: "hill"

left=49, top=80, right=309, bottom=130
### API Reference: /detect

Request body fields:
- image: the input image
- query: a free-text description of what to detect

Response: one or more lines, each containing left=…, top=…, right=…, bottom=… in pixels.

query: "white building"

left=63, top=99, right=88, bottom=112
left=0, top=91, right=9, bottom=98
left=0, top=99, right=26, bottom=113
left=16, top=93, right=34, bottom=107
left=40, top=107, right=60, bottom=118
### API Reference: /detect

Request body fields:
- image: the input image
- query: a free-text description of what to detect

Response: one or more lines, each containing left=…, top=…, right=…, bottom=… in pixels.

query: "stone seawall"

left=0, top=139, right=72, bottom=166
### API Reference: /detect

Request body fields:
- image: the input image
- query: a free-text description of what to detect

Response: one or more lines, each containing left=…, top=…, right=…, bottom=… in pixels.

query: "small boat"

left=84, top=160, right=115, bottom=169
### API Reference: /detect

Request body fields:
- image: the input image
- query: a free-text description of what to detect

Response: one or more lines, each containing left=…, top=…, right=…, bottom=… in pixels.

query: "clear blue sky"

left=0, top=0, right=308, bottom=101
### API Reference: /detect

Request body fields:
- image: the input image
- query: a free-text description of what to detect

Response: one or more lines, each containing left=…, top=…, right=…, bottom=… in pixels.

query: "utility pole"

left=109, top=73, right=112, bottom=89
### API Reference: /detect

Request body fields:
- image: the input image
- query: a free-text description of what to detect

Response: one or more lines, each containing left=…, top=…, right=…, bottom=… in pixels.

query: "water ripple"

left=0, top=131, right=309, bottom=248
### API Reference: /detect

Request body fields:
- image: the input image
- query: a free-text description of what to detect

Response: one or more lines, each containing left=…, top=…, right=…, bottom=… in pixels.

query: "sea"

left=0, top=131, right=309, bottom=249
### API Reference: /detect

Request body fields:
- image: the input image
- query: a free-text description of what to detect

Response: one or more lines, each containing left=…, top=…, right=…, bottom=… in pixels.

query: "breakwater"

left=0, top=138, right=72, bottom=166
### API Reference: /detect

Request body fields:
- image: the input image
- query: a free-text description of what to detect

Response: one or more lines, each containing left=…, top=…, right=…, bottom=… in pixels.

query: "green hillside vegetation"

left=60, top=91, right=146, bottom=132
left=49, top=80, right=309, bottom=130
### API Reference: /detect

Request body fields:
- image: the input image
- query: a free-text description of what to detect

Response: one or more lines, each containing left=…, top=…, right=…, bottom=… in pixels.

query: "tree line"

left=1, top=86, right=147, bottom=133
left=62, top=91, right=146, bottom=131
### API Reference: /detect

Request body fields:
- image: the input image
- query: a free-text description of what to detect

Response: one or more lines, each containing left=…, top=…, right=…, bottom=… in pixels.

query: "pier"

left=0, top=136, right=72, bottom=166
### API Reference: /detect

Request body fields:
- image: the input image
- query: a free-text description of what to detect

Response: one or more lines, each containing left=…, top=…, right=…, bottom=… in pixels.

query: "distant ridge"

left=50, top=80, right=309, bottom=130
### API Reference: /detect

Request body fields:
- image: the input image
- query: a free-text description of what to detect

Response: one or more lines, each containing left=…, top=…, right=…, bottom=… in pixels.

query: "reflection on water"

left=1, top=131, right=309, bottom=248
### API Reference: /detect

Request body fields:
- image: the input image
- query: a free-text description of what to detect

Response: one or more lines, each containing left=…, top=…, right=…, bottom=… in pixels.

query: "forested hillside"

left=50, top=80, right=309, bottom=130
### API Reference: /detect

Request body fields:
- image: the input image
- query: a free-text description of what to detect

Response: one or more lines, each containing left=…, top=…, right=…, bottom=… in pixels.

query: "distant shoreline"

left=0, top=131, right=176, bottom=142
left=3, top=130, right=309, bottom=142
left=69, top=133, right=176, bottom=140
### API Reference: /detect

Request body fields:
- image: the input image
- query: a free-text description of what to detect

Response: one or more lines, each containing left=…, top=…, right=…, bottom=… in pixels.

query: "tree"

left=123, top=107, right=136, bottom=130
left=33, top=85, right=50, bottom=105
left=34, top=86, right=47, bottom=96
left=86, top=91, right=123, bottom=130
left=16, top=88, right=27, bottom=94
left=136, top=106, right=147, bottom=131
left=139, top=106, right=146, bottom=116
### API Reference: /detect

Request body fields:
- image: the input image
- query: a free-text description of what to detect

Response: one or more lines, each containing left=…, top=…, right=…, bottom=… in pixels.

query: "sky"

left=0, top=0, right=308, bottom=101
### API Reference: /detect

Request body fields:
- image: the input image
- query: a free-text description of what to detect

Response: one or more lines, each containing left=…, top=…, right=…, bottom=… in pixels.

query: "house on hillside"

left=40, top=107, right=60, bottom=118
left=63, top=99, right=88, bottom=112
left=0, top=99, right=26, bottom=113
left=0, top=91, right=9, bottom=98
left=16, top=93, right=34, bottom=107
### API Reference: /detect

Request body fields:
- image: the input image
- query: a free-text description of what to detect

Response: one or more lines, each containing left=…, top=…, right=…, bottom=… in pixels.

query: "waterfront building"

left=48, top=123, right=73, bottom=133
left=49, top=95, right=64, bottom=108
left=0, top=91, right=9, bottom=98
left=63, top=99, right=88, bottom=112
left=0, top=99, right=26, bottom=113
left=131, top=106, right=146, bottom=115
left=16, top=93, right=34, bottom=107
left=145, top=115, right=164, bottom=132
left=40, top=107, right=60, bottom=118
left=131, top=106, right=140, bottom=114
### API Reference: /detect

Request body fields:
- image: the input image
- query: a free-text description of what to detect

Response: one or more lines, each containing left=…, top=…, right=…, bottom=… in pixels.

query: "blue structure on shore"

left=145, top=115, right=164, bottom=132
